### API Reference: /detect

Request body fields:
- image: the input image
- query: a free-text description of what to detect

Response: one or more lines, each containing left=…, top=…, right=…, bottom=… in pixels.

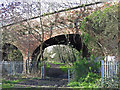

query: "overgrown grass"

left=2, top=79, right=24, bottom=84
left=51, top=61, right=65, bottom=65
left=32, top=77, right=41, bottom=79
left=2, top=83, right=15, bottom=88
left=45, top=62, right=51, bottom=71
left=47, top=61, right=70, bottom=73
left=38, top=62, right=51, bottom=72
left=67, top=81, right=97, bottom=88
left=2, top=79, right=25, bottom=88
left=2, top=83, right=32, bottom=88
left=67, top=72, right=101, bottom=88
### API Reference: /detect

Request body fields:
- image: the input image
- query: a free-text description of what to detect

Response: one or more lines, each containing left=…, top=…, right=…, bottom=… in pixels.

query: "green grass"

left=67, top=81, right=97, bottom=88
left=67, top=72, right=101, bottom=88
left=45, top=62, right=50, bottom=68
left=38, top=62, right=51, bottom=71
left=2, top=83, right=29, bottom=88
left=2, top=79, right=25, bottom=88
left=32, top=77, right=41, bottom=79
left=38, top=63, right=43, bottom=69
left=59, top=65, right=70, bottom=73
left=51, top=61, right=65, bottom=65
left=2, top=83, right=15, bottom=88
left=45, top=62, right=51, bottom=72
left=2, top=79, right=24, bottom=84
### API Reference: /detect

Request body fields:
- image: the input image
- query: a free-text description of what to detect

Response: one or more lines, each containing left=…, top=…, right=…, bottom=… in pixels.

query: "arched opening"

left=2, top=43, right=24, bottom=75
left=2, top=43, right=23, bottom=61
left=32, top=34, right=89, bottom=61
left=43, top=44, right=80, bottom=78
left=43, top=45, right=80, bottom=63
left=31, top=34, right=89, bottom=77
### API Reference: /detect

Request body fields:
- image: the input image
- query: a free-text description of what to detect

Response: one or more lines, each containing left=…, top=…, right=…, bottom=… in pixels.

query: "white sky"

left=0, top=0, right=117, bottom=27
left=0, top=0, right=116, bottom=4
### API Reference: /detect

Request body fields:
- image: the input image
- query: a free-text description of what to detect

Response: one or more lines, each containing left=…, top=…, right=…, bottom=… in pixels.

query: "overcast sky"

left=0, top=0, right=115, bottom=4
left=0, top=0, right=116, bottom=27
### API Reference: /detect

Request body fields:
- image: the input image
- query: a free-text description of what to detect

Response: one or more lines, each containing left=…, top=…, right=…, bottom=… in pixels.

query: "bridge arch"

left=32, top=34, right=89, bottom=61
left=2, top=43, right=23, bottom=61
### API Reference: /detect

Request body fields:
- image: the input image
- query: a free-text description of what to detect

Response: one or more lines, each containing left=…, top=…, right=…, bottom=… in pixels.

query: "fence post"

left=41, top=66, right=43, bottom=79
left=15, top=62, right=16, bottom=75
left=13, top=62, right=15, bottom=75
left=101, top=60, right=104, bottom=84
left=116, top=62, right=118, bottom=75
left=105, top=57, right=106, bottom=78
left=9, top=62, right=11, bottom=75
left=68, top=68, right=70, bottom=83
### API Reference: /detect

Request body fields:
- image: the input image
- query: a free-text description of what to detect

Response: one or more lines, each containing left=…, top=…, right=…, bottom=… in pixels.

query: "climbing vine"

left=80, top=3, right=118, bottom=56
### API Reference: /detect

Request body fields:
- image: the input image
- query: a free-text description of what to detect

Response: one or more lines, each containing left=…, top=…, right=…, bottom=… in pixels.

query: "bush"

left=45, top=62, right=50, bottom=72
left=96, top=75, right=119, bottom=88
left=68, top=72, right=100, bottom=88
left=72, top=55, right=100, bottom=81
left=51, top=61, right=65, bottom=65
left=67, top=82, right=81, bottom=87
left=68, top=54, right=101, bottom=88
left=38, top=62, right=43, bottom=69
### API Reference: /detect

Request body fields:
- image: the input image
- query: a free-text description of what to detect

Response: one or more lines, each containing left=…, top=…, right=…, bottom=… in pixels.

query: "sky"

left=0, top=0, right=117, bottom=27
left=0, top=0, right=116, bottom=4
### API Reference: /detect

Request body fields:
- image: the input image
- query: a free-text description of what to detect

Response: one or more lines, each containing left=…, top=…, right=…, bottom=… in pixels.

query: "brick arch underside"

left=2, top=43, right=23, bottom=61
left=32, top=34, right=89, bottom=61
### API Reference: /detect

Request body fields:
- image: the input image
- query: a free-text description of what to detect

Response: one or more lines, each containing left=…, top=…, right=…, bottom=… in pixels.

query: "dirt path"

left=16, top=78, right=68, bottom=88
left=3, top=63, right=69, bottom=88
left=48, top=63, right=64, bottom=68
left=46, top=63, right=67, bottom=78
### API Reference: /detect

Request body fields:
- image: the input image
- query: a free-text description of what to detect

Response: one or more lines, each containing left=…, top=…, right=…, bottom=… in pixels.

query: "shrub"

left=96, top=74, right=119, bottom=88
left=68, top=54, right=101, bottom=88
left=72, top=55, right=100, bottom=81
left=45, top=62, right=50, bottom=72
left=68, top=72, right=100, bottom=88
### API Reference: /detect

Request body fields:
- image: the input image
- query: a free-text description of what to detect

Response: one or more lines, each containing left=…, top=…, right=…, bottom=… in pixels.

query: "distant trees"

left=43, top=45, right=79, bottom=65
left=2, top=43, right=23, bottom=61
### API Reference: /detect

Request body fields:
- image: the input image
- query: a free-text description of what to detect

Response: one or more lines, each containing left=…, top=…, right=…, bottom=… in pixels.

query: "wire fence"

left=101, top=56, right=118, bottom=79
left=1, top=56, right=119, bottom=83
left=2, top=61, right=23, bottom=75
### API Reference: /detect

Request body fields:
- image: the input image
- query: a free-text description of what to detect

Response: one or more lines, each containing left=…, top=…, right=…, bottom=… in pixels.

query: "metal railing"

left=2, top=61, right=23, bottom=75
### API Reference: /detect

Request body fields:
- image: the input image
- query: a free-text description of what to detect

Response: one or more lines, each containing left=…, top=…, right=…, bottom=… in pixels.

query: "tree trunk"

left=118, top=1, right=120, bottom=88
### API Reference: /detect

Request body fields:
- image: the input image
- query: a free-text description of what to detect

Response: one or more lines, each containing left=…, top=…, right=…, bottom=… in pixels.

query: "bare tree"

left=1, top=0, right=109, bottom=76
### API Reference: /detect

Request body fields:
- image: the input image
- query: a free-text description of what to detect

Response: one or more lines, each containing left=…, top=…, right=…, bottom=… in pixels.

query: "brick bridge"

left=2, top=8, right=93, bottom=61
left=2, top=2, right=109, bottom=73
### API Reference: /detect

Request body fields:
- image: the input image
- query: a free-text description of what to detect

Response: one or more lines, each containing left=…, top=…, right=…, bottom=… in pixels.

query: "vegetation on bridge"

left=1, top=0, right=119, bottom=89
left=69, top=2, right=118, bottom=88
left=81, top=3, right=118, bottom=56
